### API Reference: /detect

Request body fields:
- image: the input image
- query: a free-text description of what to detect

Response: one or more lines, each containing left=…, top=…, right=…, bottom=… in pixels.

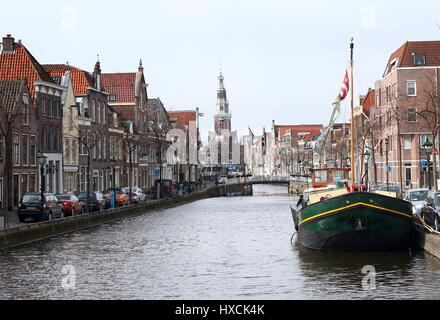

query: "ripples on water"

left=1, top=184, right=440, bottom=299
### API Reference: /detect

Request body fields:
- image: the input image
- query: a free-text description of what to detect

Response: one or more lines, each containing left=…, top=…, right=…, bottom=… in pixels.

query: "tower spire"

left=138, top=58, right=143, bottom=72
left=214, top=67, right=231, bottom=135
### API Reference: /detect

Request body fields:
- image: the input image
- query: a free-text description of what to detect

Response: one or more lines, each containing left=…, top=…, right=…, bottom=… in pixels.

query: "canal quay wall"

left=415, top=226, right=440, bottom=260
left=0, top=182, right=252, bottom=250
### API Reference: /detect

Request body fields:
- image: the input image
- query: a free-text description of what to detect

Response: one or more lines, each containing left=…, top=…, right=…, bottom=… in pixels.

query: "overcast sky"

left=2, top=0, right=440, bottom=141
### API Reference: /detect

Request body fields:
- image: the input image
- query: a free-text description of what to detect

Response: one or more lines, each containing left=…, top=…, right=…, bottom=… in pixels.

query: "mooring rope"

left=414, top=212, right=440, bottom=235
left=290, top=231, right=297, bottom=245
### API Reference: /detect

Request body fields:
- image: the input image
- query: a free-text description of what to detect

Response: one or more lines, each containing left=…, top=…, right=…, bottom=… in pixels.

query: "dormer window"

left=22, top=94, right=29, bottom=105
left=390, top=58, right=399, bottom=70
left=108, top=95, right=116, bottom=101
left=413, top=54, right=425, bottom=66
left=76, top=102, right=85, bottom=117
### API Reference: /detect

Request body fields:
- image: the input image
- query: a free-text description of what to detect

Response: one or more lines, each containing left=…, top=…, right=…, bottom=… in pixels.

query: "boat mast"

left=349, top=37, right=355, bottom=183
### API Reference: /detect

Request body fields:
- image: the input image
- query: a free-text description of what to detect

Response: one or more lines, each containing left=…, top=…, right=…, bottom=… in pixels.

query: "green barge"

left=292, top=168, right=413, bottom=251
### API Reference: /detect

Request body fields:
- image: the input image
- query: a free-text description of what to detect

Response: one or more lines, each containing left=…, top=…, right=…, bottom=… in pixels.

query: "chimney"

left=2, top=34, right=15, bottom=52
left=93, top=58, right=102, bottom=91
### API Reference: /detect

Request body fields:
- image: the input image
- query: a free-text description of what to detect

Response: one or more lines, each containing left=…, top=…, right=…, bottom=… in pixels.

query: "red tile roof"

left=360, top=89, right=375, bottom=117
left=101, top=73, right=136, bottom=103
left=275, top=124, right=323, bottom=141
left=168, top=111, right=197, bottom=127
left=43, top=64, right=94, bottom=95
left=384, top=41, right=440, bottom=76
left=0, top=79, right=26, bottom=113
left=0, top=43, right=54, bottom=99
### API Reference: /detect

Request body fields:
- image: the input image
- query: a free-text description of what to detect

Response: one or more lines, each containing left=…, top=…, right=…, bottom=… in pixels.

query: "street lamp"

left=362, top=150, right=371, bottom=190
left=36, top=153, right=47, bottom=215
left=423, top=138, right=433, bottom=190
left=385, top=138, right=389, bottom=191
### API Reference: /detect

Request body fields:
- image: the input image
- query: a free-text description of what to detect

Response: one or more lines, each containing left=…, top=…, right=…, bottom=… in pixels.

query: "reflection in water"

left=0, top=184, right=440, bottom=299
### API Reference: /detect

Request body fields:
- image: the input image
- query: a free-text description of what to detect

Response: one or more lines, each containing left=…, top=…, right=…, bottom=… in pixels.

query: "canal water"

left=1, top=184, right=440, bottom=299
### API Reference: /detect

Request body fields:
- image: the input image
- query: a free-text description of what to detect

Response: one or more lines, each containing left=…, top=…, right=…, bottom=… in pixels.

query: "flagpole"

left=350, top=37, right=355, bottom=183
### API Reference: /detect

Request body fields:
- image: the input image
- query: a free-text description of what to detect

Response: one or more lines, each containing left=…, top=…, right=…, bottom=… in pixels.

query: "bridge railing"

left=250, top=175, right=290, bottom=183
left=225, top=177, right=251, bottom=185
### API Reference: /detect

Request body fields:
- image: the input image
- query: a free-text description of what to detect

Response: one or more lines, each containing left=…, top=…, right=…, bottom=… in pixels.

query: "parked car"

left=421, top=191, right=440, bottom=230
left=153, top=179, right=176, bottom=197
left=105, top=188, right=130, bottom=207
left=405, top=188, right=429, bottom=215
left=17, top=193, right=63, bottom=222
left=56, top=194, right=84, bottom=216
left=99, top=191, right=111, bottom=209
left=376, top=185, right=402, bottom=196
left=77, top=192, right=106, bottom=212
left=122, top=187, right=147, bottom=203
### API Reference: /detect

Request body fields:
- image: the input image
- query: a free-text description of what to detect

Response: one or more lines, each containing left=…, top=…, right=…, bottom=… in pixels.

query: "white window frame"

left=30, top=135, right=36, bottom=166
left=23, top=94, right=29, bottom=125
left=102, top=103, right=106, bottom=124
left=403, top=136, right=412, bottom=150
left=65, top=138, right=71, bottom=164
left=419, top=134, right=433, bottom=149
left=413, top=55, right=425, bottom=66
left=404, top=164, right=412, bottom=188
left=0, top=177, right=2, bottom=209
left=97, top=101, right=101, bottom=124
left=406, top=80, right=417, bottom=96
left=0, top=135, right=3, bottom=160
left=22, top=134, right=28, bottom=166
left=407, top=106, right=417, bottom=122
left=13, top=134, right=20, bottom=166
left=102, top=135, right=106, bottom=159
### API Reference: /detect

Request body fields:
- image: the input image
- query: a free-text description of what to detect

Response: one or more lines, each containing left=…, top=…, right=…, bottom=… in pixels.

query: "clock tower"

left=214, top=70, right=231, bottom=135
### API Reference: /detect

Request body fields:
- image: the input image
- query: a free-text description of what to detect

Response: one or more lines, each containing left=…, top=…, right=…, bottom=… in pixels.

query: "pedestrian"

left=297, top=194, right=305, bottom=209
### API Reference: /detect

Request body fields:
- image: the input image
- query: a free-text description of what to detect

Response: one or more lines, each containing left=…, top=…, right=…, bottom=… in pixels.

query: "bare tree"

left=121, top=125, right=149, bottom=203
left=357, top=111, right=380, bottom=185
left=145, top=105, right=172, bottom=199
left=386, top=93, right=405, bottom=192
left=418, top=78, right=440, bottom=190
left=64, top=127, right=103, bottom=212
left=0, top=81, right=25, bottom=228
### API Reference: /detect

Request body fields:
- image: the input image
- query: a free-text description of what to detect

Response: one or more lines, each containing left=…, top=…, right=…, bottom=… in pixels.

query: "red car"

left=104, top=188, right=130, bottom=207
left=56, top=194, right=84, bottom=216
left=153, top=179, right=176, bottom=197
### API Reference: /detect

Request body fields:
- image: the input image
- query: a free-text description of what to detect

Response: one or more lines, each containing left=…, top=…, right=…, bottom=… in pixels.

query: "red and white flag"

left=315, top=69, right=349, bottom=152
left=339, top=70, right=349, bottom=100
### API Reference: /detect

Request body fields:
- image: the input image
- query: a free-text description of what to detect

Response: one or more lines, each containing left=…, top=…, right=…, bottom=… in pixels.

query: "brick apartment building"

left=0, top=35, right=65, bottom=206
left=271, top=122, right=323, bottom=176
left=168, top=109, right=201, bottom=183
left=0, top=79, right=39, bottom=210
left=367, top=41, right=440, bottom=191
left=102, top=61, right=152, bottom=189
left=44, top=61, right=111, bottom=193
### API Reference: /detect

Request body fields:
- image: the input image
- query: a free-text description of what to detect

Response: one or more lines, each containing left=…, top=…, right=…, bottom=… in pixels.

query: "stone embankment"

left=0, top=182, right=252, bottom=250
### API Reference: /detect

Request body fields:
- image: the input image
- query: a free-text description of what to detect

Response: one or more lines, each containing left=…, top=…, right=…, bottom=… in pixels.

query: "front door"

left=405, top=165, right=412, bottom=188
left=13, top=174, right=19, bottom=207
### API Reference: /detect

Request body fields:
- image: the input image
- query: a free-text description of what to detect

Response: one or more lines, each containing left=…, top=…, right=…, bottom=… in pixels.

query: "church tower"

left=214, top=69, right=231, bottom=135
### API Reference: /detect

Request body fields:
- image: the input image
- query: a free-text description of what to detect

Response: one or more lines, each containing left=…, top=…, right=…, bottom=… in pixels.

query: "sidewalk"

left=0, top=210, right=20, bottom=230
left=1, top=184, right=217, bottom=231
